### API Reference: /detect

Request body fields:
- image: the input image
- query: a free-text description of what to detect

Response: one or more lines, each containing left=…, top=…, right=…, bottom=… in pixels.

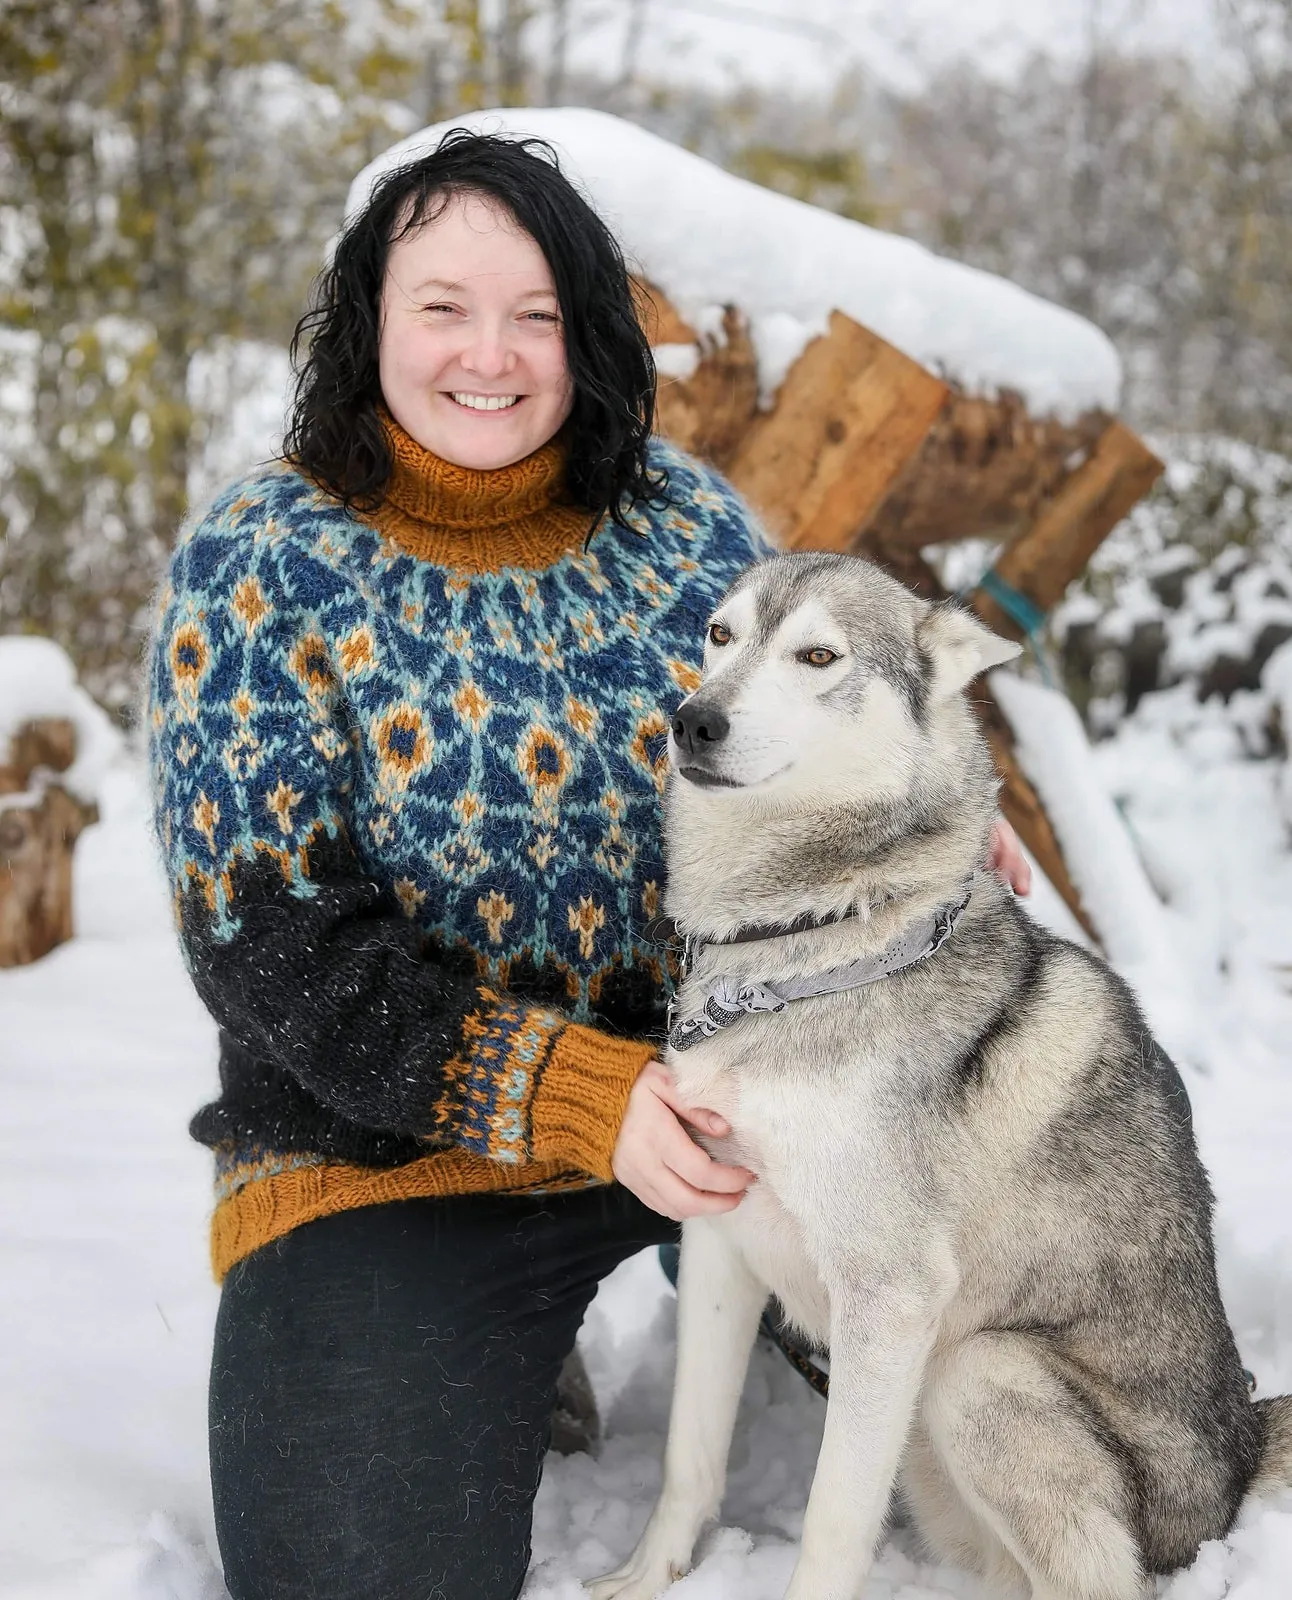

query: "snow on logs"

left=0, top=722, right=96, bottom=967
left=0, top=639, right=118, bottom=967
left=353, top=110, right=1159, bottom=622
left=638, top=279, right=1157, bottom=939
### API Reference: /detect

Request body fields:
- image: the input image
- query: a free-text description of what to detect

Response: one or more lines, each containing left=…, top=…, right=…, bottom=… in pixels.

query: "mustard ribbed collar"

left=364, top=412, right=596, bottom=573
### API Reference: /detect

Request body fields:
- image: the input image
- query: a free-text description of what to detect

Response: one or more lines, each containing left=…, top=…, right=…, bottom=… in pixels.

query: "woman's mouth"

left=448, top=392, right=522, bottom=412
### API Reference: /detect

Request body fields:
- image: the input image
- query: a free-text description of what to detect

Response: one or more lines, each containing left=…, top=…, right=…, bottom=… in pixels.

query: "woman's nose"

left=458, top=322, right=516, bottom=379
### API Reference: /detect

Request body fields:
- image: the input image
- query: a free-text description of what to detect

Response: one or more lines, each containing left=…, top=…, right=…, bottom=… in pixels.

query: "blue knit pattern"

left=148, top=440, right=762, bottom=1031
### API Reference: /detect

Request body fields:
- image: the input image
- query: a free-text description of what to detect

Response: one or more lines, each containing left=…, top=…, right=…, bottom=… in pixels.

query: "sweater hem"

left=210, top=1149, right=597, bottom=1281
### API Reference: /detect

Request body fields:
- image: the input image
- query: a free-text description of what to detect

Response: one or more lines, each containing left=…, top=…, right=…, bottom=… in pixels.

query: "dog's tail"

left=1251, top=1394, right=1292, bottom=1496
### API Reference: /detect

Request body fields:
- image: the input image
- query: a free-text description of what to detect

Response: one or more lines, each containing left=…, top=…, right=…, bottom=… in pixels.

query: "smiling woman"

left=378, top=191, right=575, bottom=469
left=146, top=128, right=769, bottom=1600
left=284, top=129, right=667, bottom=529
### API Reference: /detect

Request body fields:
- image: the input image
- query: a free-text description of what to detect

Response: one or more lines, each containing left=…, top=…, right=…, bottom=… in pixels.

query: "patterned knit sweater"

left=147, top=420, right=762, bottom=1279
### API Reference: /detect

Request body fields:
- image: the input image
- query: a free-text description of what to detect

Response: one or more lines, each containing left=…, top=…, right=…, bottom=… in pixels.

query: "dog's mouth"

left=675, top=765, right=747, bottom=789
left=668, top=730, right=796, bottom=790
left=673, top=758, right=795, bottom=790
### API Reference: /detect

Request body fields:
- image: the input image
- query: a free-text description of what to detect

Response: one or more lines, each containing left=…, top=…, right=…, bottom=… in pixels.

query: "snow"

left=524, top=0, right=1223, bottom=102
left=345, top=108, right=1122, bottom=420
left=187, top=340, right=293, bottom=519
left=1265, top=641, right=1292, bottom=833
left=0, top=761, right=223, bottom=1598
left=651, top=343, right=702, bottom=382
left=4, top=669, right=1292, bottom=1595
left=0, top=636, right=123, bottom=805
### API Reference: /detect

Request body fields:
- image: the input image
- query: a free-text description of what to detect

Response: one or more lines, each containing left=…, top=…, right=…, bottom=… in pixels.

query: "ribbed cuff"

left=529, top=1024, right=656, bottom=1180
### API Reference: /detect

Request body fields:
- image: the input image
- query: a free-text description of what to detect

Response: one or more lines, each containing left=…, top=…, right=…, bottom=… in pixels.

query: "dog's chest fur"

left=669, top=1004, right=940, bottom=1349
left=665, top=908, right=1117, bottom=1354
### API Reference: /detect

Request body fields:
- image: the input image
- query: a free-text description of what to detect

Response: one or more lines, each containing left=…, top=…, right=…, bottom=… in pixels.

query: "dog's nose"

left=672, top=701, right=729, bottom=754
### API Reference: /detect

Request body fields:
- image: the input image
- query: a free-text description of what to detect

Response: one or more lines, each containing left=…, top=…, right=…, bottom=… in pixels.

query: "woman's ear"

left=916, top=603, right=1023, bottom=699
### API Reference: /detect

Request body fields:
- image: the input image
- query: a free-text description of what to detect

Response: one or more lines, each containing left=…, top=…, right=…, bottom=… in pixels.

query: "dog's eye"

left=800, top=647, right=839, bottom=667
left=708, top=622, right=732, bottom=647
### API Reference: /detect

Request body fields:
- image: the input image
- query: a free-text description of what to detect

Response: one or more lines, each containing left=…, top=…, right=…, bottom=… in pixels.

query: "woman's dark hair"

left=283, top=128, right=669, bottom=529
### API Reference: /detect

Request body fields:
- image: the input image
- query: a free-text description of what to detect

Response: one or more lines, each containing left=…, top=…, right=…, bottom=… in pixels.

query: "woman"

left=148, top=128, right=1028, bottom=1600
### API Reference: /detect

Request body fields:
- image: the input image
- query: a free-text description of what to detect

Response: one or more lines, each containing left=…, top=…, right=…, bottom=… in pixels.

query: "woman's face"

left=378, top=191, right=575, bottom=470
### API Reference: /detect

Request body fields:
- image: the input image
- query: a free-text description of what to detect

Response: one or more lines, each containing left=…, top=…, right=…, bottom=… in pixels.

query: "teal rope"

left=977, top=568, right=1048, bottom=636
left=970, top=567, right=1055, bottom=689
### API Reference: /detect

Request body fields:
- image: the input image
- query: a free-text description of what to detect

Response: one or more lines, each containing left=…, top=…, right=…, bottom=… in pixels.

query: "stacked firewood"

left=640, top=282, right=1165, bottom=939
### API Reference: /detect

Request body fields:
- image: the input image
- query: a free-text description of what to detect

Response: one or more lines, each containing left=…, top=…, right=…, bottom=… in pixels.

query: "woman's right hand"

left=612, top=1059, right=755, bottom=1221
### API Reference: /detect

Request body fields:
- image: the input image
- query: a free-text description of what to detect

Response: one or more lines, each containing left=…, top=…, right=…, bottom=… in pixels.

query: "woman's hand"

left=612, top=1059, right=755, bottom=1221
left=987, top=817, right=1032, bottom=896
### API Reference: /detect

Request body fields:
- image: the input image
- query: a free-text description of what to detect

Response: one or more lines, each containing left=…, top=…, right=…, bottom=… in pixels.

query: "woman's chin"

left=442, top=440, right=534, bottom=470
left=420, top=415, right=546, bottom=472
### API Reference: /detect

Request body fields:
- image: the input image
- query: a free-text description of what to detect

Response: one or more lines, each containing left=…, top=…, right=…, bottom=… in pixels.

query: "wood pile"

left=640, top=281, right=1165, bottom=940
left=0, top=719, right=97, bottom=968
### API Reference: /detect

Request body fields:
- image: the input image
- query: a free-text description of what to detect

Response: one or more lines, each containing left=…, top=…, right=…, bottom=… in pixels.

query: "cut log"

left=0, top=717, right=98, bottom=968
left=652, top=305, right=761, bottom=471
left=860, top=390, right=1110, bottom=553
left=724, top=310, right=949, bottom=552
left=5, top=718, right=78, bottom=780
left=634, top=279, right=698, bottom=347
left=966, top=421, right=1164, bottom=641
left=636, top=282, right=760, bottom=469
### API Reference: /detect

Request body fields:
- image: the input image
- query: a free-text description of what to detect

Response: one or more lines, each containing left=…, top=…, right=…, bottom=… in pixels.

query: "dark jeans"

left=210, top=1187, right=677, bottom=1600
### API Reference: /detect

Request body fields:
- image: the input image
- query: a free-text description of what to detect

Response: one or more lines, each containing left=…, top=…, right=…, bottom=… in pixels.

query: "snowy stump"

left=0, top=637, right=120, bottom=969
left=0, top=719, right=98, bottom=967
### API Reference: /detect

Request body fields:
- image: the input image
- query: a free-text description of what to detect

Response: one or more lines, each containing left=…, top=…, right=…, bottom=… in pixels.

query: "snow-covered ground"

left=3, top=651, right=1292, bottom=1597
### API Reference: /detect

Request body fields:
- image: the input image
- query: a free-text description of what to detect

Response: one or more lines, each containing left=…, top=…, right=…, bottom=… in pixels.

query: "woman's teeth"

left=450, top=393, right=520, bottom=411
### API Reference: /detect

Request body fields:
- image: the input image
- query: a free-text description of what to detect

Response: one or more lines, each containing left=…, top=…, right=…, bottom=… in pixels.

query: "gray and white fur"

left=590, top=552, right=1292, bottom=1600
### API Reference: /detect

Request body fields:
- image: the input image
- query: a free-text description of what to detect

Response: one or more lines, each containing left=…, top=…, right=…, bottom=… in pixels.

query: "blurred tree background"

left=2, top=0, right=1291, bottom=713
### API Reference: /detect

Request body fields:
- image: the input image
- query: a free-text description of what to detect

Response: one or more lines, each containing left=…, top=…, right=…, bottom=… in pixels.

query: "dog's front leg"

left=783, top=1273, right=947, bottom=1600
left=588, top=1216, right=767, bottom=1600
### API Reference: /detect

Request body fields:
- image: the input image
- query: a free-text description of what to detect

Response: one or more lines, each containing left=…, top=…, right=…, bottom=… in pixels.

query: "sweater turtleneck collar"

left=362, top=411, right=598, bottom=572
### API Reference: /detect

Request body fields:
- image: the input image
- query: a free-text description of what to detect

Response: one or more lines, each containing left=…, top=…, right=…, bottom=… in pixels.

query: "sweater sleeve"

left=147, top=492, right=652, bottom=1181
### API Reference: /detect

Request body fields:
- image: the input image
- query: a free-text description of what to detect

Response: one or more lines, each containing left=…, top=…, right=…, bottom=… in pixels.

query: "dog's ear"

left=917, top=603, right=1022, bottom=698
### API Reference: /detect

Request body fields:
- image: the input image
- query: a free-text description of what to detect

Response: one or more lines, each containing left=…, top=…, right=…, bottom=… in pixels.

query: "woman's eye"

left=523, top=311, right=559, bottom=324
left=708, top=623, right=732, bottom=647
left=424, top=303, right=458, bottom=315
left=801, top=647, right=838, bottom=667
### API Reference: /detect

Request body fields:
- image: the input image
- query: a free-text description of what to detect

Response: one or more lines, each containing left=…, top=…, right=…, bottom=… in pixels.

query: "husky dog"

left=591, top=552, right=1292, bottom=1600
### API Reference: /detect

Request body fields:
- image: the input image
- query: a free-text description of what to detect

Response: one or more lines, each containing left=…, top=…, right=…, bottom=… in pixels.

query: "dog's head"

left=668, top=552, right=1020, bottom=807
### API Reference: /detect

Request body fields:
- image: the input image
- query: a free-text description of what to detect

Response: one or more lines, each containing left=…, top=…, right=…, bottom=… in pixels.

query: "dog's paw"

left=585, top=1554, right=682, bottom=1600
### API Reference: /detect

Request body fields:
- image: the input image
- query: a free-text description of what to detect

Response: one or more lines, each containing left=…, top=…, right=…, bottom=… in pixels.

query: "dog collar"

left=644, top=902, right=866, bottom=954
left=665, top=883, right=973, bottom=1054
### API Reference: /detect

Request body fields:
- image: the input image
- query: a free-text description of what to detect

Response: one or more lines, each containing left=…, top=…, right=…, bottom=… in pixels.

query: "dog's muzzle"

left=670, top=698, right=745, bottom=787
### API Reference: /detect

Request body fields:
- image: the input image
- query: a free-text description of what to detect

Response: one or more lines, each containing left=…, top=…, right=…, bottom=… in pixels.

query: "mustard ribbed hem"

left=210, top=1149, right=591, bottom=1282
left=530, top=1025, right=655, bottom=1181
